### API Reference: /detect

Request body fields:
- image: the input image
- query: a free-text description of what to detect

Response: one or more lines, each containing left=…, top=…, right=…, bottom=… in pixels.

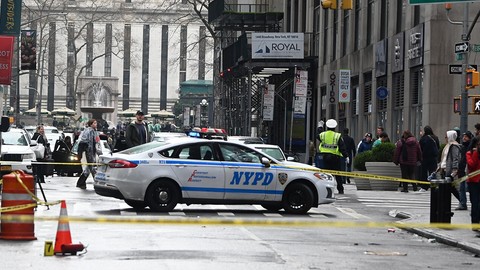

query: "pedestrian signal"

left=321, top=0, right=337, bottom=9
left=466, top=69, right=479, bottom=89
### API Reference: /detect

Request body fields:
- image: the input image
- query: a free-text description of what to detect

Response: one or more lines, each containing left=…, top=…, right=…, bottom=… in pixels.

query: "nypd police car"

left=94, top=138, right=335, bottom=214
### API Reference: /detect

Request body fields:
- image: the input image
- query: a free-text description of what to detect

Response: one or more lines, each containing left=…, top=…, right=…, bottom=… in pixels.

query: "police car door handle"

left=227, top=166, right=239, bottom=169
left=175, top=165, right=187, bottom=168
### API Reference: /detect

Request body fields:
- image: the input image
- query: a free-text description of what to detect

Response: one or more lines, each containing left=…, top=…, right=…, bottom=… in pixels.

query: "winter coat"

left=357, top=139, right=373, bottom=154
left=419, top=134, right=440, bottom=162
left=440, top=130, right=462, bottom=177
left=466, top=150, right=480, bottom=183
left=394, top=136, right=422, bottom=166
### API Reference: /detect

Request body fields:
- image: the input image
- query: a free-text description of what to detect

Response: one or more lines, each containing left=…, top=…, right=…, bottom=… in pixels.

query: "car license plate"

left=0, top=165, right=12, bottom=171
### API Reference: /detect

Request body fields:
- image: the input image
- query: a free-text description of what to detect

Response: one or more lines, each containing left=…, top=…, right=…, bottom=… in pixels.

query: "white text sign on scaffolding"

left=263, top=84, right=275, bottom=121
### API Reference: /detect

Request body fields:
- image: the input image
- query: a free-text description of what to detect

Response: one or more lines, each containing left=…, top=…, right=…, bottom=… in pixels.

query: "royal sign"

left=252, top=33, right=304, bottom=59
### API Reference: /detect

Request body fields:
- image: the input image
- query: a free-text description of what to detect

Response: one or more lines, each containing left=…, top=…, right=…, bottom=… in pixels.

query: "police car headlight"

left=314, top=173, right=334, bottom=181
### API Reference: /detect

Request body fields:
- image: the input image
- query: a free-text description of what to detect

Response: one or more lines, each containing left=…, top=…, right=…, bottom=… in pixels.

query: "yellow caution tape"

left=1, top=214, right=480, bottom=231
left=0, top=171, right=62, bottom=213
left=281, top=164, right=480, bottom=186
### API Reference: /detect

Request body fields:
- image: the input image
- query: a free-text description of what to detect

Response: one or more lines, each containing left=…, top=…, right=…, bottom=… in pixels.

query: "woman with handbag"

left=76, top=119, right=102, bottom=189
left=31, top=125, right=50, bottom=183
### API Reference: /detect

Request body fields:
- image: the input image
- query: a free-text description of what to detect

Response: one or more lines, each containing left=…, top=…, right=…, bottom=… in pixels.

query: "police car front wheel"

left=282, top=183, right=314, bottom=215
left=146, top=180, right=180, bottom=212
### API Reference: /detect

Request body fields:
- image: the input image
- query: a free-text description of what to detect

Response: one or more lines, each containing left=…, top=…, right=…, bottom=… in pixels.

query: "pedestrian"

left=31, top=125, right=50, bottom=183
left=437, top=130, right=462, bottom=203
left=465, top=135, right=480, bottom=233
left=394, top=130, right=422, bottom=192
left=314, top=120, right=324, bottom=168
left=342, top=128, right=356, bottom=184
left=457, top=131, right=473, bottom=210
left=126, top=110, right=150, bottom=148
left=372, top=131, right=390, bottom=148
left=76, top=119, right=101, bottom=189
left=418, top=126, right=440, bottom=191
left=357, top=133, right=374, bottom=154
left=318, top=119, right=348, bottom=194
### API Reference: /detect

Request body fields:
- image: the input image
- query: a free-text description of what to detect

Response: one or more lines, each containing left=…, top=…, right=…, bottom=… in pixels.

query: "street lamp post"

left=26, top=87, right=41, bottom=124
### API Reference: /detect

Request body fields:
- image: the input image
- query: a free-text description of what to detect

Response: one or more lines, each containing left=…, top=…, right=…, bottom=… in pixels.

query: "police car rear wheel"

left=146, top=180, right=179, bottom=212
left=124, top=199, right=147, bottom=210
left=282, top=183, right=313, bottom=214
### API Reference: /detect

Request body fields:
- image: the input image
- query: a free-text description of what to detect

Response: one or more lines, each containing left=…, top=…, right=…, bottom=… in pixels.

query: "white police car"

left=94, top=138, right=335, bottom=214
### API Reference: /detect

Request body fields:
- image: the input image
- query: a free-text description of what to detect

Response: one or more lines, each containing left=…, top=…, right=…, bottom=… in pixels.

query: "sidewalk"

left=347, top=183, right=480, bottom=256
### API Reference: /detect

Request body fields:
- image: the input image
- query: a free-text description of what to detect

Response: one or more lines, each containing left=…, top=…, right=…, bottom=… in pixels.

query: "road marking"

left=336, top=207, right=370, bottom=219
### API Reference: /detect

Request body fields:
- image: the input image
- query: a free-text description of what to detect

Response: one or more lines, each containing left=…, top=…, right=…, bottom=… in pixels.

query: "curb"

left=391, top=210, right=480, bottom=257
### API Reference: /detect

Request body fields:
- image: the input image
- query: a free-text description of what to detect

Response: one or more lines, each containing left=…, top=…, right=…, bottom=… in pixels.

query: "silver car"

left=94, top=138, right=335, bottom=214
left=0, top=128, right=36, bottom=175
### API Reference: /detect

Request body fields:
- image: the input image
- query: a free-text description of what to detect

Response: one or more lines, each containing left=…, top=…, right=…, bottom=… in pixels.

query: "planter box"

left=353, top=177, right=371, bottom=190
left=365, top=162, right=401, bottom=191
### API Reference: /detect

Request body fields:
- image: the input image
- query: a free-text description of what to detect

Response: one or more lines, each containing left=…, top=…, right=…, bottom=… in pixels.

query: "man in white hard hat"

left=318, top=119, right=348, bottom=194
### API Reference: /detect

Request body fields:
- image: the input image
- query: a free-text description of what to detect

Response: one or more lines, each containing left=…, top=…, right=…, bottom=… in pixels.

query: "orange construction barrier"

left=0, top=170, right=37, bottom=240
left=54, top=200, right=84, bottom=255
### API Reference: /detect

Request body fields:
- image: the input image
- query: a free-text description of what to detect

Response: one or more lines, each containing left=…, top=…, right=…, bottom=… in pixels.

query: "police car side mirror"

left=261, top=157, right=270, bottom=168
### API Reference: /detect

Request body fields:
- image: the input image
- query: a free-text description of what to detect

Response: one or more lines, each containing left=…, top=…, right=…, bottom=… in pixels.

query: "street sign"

left=455, top=42, right=469, bottom=53
left=474, top=44, right=480, bottom=52
left=410, top=0, right=480, bottom=4
left=449, top=64, right=478, bottom=74
left=376, top=87, right=389, bottom=99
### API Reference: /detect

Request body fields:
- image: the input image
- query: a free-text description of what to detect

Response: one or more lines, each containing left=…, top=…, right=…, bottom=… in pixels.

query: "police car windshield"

left=118, top=141, right=166, bottom=155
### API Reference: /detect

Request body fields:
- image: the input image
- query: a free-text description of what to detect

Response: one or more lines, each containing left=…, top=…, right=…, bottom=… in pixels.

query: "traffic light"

left=341, top=0, right=353, bottom=10
left=321, top=0, right=337, bottom=9
left=466, top=69, right=480, bottom=89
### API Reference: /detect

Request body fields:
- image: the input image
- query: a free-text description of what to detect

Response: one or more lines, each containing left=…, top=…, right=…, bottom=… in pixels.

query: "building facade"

left=9, top=0, right=213, bottom=125
left=308, top=0, right=480, bottom=143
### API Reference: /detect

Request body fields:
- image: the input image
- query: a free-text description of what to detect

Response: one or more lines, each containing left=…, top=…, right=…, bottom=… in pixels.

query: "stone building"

left=10, top=0, right=213, bottom=126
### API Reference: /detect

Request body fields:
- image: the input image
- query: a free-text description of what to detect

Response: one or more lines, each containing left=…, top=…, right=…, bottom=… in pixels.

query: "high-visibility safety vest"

left=319, top=130, right=342, bottom=156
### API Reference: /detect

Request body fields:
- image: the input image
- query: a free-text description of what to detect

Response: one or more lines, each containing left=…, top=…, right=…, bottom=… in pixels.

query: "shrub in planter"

left=353, top=142, right=395, bottom=171
left=371, top=142, right=395, bottom=162
left=353, top=150, right=373, bottom=171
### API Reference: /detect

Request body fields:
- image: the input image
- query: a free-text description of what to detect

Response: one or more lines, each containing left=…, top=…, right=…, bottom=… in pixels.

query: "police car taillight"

left=108, top=159, right=138, bottom=168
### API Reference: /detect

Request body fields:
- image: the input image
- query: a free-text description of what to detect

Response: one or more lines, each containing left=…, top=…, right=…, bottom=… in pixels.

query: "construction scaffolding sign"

left=263, top=84, right=275, bottom=121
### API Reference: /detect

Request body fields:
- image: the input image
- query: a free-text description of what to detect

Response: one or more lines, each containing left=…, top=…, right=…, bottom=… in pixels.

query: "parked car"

left=0, top=128, right=36, bottom=175
left=94, top=138, right=335, bottom=214
left=247, top=144, right=296, bottom=162
left=227, top=136, right=264, bottom=144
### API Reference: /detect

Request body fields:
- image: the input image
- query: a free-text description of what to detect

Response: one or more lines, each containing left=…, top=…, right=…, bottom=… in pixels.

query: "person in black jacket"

left=31, top=125, right=50, bottom=183
left=125, top=111, right=150, bottom=148
left=418, top=126, right=440, bottom=191
left=342, top=128, right=356, bottom=184
left=457, top=131, right=473, bottom=210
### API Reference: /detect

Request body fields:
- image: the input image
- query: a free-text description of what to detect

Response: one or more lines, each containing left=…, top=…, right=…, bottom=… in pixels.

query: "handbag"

left=32, top=138, right=46, bottom=159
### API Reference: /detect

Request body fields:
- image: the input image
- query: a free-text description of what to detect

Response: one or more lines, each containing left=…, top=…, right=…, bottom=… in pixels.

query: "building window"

left=198, top=26, right=206, bottom=80
left=323, top=9, right=329, bottom=65
left=396, top=0, right=405, bottom=34
left=413, top=5, right=421, bottom=26
left=86, top=23, right=93, bottom=76
left=363, top=72, right=372, bottom=133
left=380, top=0, right=387, bottom=40
left=351, top=76, right=359, bottom=139
left=104, top=24, right=112, bottom=77
left=392, top=72, right=405, bottom=141
left=342, top=9, right=350, bottom=56
left=366, top=0, right=373, bottom=45
left=332, top=10, right=338, bottom=61
left=410, top=68, right=423, bottom=137
left=122, top=24, right=131, bottom=110
left=314, top=2, right=321, bottom=57
left=142, top=25, right=150, bottom=113
left=354, top=0, right=360, bottom=51
left=180, top=25, right=187, bottom=84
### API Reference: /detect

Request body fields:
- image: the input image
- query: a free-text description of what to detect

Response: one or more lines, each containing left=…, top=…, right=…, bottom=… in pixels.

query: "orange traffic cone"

left=54, top=200, right=84, bottom=255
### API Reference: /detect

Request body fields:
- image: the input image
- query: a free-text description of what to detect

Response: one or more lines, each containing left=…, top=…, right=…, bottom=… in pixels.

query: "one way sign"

left=455, top=42, right=469, bottom=53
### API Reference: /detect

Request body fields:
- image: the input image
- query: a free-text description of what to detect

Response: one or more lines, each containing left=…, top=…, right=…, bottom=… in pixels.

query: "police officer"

left=318, top=119, right=348, bottom=194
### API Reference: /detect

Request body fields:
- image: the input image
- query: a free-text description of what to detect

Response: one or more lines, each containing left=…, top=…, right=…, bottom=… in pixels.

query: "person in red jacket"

left=466, top=136, right=480, bottom=232
left=394, top=130, right=422, bottom=192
